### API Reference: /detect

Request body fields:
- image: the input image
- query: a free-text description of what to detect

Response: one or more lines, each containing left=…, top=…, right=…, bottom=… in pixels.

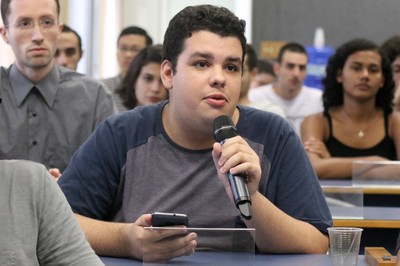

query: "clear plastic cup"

left=328, top=227, right=363, bottom=266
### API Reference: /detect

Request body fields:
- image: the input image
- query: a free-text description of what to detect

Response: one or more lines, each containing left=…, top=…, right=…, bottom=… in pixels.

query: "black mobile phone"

left=151, top=212, right=189, bottom=227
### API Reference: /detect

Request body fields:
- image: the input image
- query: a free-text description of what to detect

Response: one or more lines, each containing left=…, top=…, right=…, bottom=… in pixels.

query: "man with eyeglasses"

left=55, top=24, right=83, bottom=71
left=0, top=0, right=116, bottom=177
left=101, top=26, right=153, bottom=112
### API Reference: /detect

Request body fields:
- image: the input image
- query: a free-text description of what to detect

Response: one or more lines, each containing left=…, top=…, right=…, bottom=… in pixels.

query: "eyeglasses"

left=5, top=17, right=58, bottom=31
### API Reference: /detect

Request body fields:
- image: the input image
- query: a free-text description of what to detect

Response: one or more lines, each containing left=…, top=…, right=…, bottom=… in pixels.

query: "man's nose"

left=31, top=24, right=45, bottom=43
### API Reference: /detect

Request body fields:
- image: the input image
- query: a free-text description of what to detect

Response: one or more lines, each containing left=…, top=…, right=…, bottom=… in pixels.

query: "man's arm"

left=37, top=167, right=104, bottom=265
left=244, top=192, right=328, bottom=253
left=75, top=214, right=197, bottom=261
left=212, top=135, right=329, bottom=254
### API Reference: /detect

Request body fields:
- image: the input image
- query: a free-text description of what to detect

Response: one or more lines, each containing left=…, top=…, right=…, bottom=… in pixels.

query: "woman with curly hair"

left=116, top=45, right=167, bottom=110
left=302, top=38, right=400, bottom=179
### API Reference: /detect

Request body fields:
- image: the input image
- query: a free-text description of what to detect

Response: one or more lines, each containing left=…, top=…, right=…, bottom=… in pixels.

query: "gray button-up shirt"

left=0, top=65, right=117, bottom=171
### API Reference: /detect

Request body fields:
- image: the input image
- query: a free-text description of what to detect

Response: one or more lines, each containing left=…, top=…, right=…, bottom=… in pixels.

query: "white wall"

left=0, top=21, right=15, bottom=67
left=121, top=0, right=252, bottom=45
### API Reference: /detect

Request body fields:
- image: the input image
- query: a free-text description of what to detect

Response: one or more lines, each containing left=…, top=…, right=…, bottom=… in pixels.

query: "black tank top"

left=324, top=111, right=397, bottom=160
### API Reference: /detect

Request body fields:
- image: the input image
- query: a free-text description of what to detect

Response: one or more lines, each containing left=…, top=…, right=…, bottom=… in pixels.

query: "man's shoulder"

left=0, top=66, right=10, bottom=79
left=239, top=105, right=290, bottom=133
left=248, top=83, right=274, bottom=102
left=59, top=67, right=98, bottom=84
left=0, top=160, right=49, bottom=186
left=58, top=67, right=110, bottom=93
left=100, top=75, right=121, bottom=91
left=301, top=85, right=323, bottom=96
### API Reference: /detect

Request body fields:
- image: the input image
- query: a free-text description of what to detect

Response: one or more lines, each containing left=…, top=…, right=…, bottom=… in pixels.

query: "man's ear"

left=273, top=62, right=280, bottom=76
left=161, top=60, right=173, bottom=91
left=250, top=67, right=258, bottom=80
left=58, top=22, right=63, bottom=33
left=0, top=26, right=10, bottom=44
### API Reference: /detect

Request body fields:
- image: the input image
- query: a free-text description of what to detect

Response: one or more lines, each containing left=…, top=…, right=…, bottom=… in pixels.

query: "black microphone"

left=213, top=115, right=252, bottom=220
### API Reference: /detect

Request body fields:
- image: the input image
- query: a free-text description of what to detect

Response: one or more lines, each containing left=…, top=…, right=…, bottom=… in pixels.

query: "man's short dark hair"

left=246, top=44, right=258, bottom=71
left=62, top=24, right=82, bottom=54
left=1, top=0, right=60, bottom=26
left=277, top=42, right=307, bottom=63
left=163, top=5, right=246, bottom=73
left=257, top=60, right=276, bottom=77
left=117, top=26, right=153, bottom=46
left=381, top=35, right=400, bottom=64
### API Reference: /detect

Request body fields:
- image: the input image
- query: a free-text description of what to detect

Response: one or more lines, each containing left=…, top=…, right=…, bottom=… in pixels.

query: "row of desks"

left=100, top=253, right=390, bottom=266
left=320, top=179, right=400, bottom=254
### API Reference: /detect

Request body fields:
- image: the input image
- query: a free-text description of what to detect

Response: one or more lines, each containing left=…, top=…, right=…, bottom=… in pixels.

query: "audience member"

left=381, top=36, right=400, bottom=88
left=59, top=4, right=331, bottom=261
left=248, top=42, right=323, bottom=136
left=381, top=35, right=400, bottom=111
left=250, top=59, right=276, bottom=88
left=0, top=159, right=103, bottom=265
left=0, top=0, right=116, bottom=173
left=116, top=45, right=167, bottom=111
left=302, top=38, right=400, bottom=179
left=102, top=26, right=153, bottom=111
left=55, top=24, right=83, bottom=71
left=239, top=44, right=285, bottom=117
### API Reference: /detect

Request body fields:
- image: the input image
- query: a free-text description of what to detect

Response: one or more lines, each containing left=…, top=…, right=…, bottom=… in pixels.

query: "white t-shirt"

left=248, top=84, right=323, bottom=136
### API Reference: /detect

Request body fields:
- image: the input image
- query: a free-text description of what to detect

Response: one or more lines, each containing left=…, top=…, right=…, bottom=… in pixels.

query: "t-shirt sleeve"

left=261, top=120, right=333, bottom=234
left=59, top=119, right=122, bottom=219
left=36, top=165, right=104, bottom=265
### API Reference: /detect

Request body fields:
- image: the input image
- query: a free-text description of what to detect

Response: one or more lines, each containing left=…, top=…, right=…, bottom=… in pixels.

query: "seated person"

left=0, top=160, right=102, bottom=265
left=59, top=5, right=332, bottom=262
left=239, top=44, right=285, bottom=117
left=302, top=38, right=400, bottom=179
left=116, top=45, right=167, bottom=110
left=381, top=36, right=400, bottom=112
left=55, top=24, right=83, bottom=71
left=250, top=59, right=276, bottom=88
left=248, top=42, right=323, bottom=136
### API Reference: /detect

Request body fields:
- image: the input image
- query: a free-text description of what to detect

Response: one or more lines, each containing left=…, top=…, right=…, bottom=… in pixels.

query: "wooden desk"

left=333, top=207, right=400, bottom=228
left=320, top=180, right=400, bottom=195
left=332, top=206, right=400, bottom=255
left=320, top=180, right=400, bottom=207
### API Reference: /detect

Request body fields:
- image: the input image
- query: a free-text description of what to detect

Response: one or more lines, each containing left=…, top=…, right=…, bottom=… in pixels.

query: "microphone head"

left=213, top=115, right=238, bottom=142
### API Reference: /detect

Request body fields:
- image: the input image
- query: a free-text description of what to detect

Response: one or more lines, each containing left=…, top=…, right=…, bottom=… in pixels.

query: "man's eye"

left=18, top=20, right=32, bottom=28
left=226, top=65, right=239, bottom=72
left=65, top=48, right=77, bottom=57
left=194, top=61, right=208, bottom=68
left=143, top=75, right=154, bottom=82
left=41, top=18, right=55, bottom=27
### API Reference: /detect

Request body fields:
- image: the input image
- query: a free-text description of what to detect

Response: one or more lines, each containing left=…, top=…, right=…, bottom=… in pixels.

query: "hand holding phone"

left=151, top=212, right=189, bottom=227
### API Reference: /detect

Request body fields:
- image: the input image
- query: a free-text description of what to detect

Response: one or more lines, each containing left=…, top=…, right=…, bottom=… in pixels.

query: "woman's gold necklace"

left=341, top=109, right=376, bottom=138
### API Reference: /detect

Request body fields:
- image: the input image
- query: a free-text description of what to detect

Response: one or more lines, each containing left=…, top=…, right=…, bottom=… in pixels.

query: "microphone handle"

left=227, top=171, right=252, bottom=219
left=227, top=172, right=251, bottom=206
